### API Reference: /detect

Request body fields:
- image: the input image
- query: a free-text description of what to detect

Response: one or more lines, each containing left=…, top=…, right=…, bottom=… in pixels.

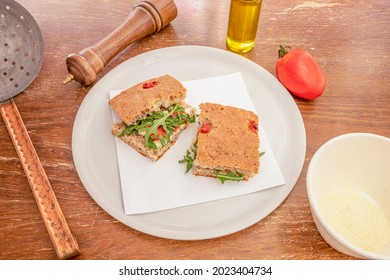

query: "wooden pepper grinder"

left=63, top=0, right=177, bottom=86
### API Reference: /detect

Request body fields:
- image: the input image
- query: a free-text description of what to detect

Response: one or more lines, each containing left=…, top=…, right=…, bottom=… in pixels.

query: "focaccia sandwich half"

left=180, top=103, right=260, bottom=183
left=109, top=74, right=196, bottom=161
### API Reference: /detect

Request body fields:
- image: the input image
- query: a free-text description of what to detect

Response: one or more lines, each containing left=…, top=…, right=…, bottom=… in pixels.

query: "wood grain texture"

left=1, top=0, right=389, bottom=260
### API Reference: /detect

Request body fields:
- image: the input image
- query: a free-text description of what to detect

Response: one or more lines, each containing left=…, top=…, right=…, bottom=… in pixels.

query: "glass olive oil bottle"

left=226, top=0, right=262, bottom=53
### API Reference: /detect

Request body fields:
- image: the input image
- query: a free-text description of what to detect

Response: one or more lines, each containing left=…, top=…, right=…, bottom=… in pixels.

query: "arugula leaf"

left=119, top=104, right=196, bottom=149
left=146, top=137, right=157, bottom=149
left=119, top=120, right=140, bottom=137
left=144, top=104, right=179, bottom=148
left=179, top=141, right=197, bottom=173
left=259, top=151, right=265, bottom=157
left=213, top=170, right=245, bottom=184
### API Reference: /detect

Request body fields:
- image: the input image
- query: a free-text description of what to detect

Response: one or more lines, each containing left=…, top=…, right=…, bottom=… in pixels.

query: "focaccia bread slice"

left=109, top=74, right=187, bottom=125
left=109, top=75, right=196, bottom=161
left=193, top=103, right=260, bottom=181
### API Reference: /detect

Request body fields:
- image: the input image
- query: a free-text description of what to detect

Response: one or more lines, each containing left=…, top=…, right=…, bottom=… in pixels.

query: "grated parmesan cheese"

left=320, top=189, right=390, bottom=252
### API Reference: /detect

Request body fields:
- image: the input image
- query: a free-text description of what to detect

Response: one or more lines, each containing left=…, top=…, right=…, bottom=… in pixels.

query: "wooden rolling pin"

left=63, top=0, right=177, bottom=86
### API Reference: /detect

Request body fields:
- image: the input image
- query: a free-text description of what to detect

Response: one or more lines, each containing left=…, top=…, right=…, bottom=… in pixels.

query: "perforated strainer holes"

left=0, top=2, right=44, bottom=100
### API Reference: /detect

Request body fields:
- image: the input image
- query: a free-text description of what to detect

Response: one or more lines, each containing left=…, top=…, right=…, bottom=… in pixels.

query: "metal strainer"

left=0, top=0, right=43, bottom=101
left=0, top=0, right=80, bottom=259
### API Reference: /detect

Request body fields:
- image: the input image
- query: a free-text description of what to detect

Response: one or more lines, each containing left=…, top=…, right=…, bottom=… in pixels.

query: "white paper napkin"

left=110, top=73, right=285, bottom=214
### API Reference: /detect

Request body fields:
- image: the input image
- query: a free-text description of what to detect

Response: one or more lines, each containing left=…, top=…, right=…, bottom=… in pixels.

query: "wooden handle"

left=0, top=99, right=81, bottom=260
left=63, top=0, right=177, bottom=86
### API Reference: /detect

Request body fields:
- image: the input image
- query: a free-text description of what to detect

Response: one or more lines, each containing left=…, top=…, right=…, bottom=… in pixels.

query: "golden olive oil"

left=226, top=0, right=262, bottom=53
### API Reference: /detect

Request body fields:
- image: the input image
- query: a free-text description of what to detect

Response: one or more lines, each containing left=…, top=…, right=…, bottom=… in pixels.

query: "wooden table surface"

left=1, top=0, right=389, bottom=260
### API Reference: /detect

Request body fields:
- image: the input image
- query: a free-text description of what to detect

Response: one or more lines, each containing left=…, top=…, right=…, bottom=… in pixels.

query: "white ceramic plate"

left=72, top=46, right=306, bottom=240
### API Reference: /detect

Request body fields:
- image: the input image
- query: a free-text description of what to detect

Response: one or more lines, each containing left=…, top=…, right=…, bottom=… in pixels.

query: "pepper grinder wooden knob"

left=63, top=0, right=177, bottom=86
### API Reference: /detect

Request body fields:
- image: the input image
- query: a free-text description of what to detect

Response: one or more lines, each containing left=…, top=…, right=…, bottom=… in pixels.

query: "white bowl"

left=307, top=133, right=390, bottom=259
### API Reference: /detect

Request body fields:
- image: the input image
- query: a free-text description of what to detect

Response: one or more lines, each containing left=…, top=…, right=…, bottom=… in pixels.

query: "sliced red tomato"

left=199, top=123, right=211, bottom=133
left=172, top=111, right=185, bottom=119
left=142, top=81, right=158, bottom=89
left=150, top=126, right=166, bottom=140
left=276, top=45, right=326, bottom=100
left=249, top=120, right=258, bottom=133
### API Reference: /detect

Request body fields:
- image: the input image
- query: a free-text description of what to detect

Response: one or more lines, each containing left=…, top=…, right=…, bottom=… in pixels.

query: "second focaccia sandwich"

left=180, top=103, right=260, bottom=183
left=109, top=75, right=196, bottom=161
